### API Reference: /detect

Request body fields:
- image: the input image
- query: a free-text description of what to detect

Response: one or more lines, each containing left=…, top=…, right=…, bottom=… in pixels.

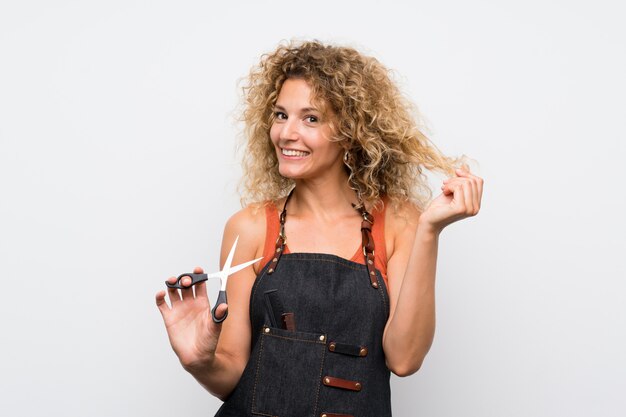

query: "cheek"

left=269, top=124, right=280, bottom=145
left=325, top=141, right=343, bottom=158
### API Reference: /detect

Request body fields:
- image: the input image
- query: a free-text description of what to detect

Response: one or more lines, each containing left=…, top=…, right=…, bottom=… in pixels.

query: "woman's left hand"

left=419, top=168, right=484, bottom=233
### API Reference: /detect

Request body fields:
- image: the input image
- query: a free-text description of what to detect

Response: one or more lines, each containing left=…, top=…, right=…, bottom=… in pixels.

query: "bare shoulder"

left=213, top=204, right=268, bottom=373
left=385, top=199, right=423, bottom=258
left=223, top=203, right=267, bottom=274
left=224, top=203, right=266, bottom=236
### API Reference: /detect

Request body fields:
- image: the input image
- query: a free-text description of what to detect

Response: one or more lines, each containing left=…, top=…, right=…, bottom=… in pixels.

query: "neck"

left=288, top=171, right=360, bottom=218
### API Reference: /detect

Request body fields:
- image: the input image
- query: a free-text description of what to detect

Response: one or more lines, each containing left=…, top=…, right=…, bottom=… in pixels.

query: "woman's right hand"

left=155, top=267, right=228, bottom=370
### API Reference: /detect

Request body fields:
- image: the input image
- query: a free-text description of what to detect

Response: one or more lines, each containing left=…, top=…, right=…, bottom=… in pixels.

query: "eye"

left=305, top=115, right=318, bottom=123
left=274, top=111, right=287, bottom=120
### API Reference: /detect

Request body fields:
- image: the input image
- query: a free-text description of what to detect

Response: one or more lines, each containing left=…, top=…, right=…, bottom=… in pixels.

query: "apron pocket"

left=251, top=326, right=327, bottom=416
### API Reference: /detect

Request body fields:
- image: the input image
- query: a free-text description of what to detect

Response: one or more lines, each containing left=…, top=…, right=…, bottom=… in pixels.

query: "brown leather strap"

left=328, top=341, right=368, bottom=357
left=267, top=188, right=294, bottom=275
left=320, top=413, right=354, bottom=417
left=354, top=204, right=379, bottom=288
left=269, top=189, right=379, bottom=290
left=322, top=375, right=362, bottom=391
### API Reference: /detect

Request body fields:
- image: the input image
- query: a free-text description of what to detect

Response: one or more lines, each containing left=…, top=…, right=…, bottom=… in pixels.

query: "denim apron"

left=215, top=194, right=391, bottom=417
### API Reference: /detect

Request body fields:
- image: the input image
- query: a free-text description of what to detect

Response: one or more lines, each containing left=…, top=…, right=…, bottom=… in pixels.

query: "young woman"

left=156, top=40, right=484, bottom=416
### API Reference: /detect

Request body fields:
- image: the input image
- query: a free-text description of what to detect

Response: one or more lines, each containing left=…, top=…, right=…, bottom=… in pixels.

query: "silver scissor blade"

left=220, top=256, right=264, bottom=291
left=224, top=256, right=264, bottom=277
left=221, top=235, right=239, bottom=281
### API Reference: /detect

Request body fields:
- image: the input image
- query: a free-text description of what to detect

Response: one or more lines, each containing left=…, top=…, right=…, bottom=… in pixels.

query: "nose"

left=278, top=118, right=300, bottom=142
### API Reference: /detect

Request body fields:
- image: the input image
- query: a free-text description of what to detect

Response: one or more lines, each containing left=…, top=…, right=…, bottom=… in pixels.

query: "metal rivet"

left=368, top=259, right=373, bottom=265
left=276, top=247, right=282, bottom=252
left=359, top=347, right=368, bottom=356
left=355, top=382, right=362, bottom=390
left=329, top=342, right=336, bottom=351
left=321, top=414, right=328, bottom=417
left=268, top=268, right=274, bottom=273
left=372, top=282, right=378, bottom=288
left=319, top=335, right=325, bottom=341
left=272, top=257, right=278, bottom=262
left=264, top=327, right=270, bottom=333
left=370, top=270, right=375, bottom=275
left=324, top=377, right=330, bottom=384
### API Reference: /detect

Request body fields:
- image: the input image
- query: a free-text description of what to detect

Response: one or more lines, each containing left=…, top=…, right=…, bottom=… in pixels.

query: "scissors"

left=165, top=236, right=263, bottom=323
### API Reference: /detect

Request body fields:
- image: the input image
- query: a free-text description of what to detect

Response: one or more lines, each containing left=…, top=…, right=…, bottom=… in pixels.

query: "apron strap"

left=266, top=188, right=294, bottom=274
left=267, top=188, right=380, bottom=290
left=353, top=203, right=379, bottom=289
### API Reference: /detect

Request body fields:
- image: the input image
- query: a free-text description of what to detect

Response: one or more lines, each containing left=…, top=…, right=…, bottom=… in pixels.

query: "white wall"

left=1, top=1, right=624, bottom=416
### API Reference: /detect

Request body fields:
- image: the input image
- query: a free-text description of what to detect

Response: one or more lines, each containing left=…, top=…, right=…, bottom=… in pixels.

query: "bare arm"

left=382, top=207, right=439, bottom=376
left=382, top=168, right=483, bottom=376
left=156, top=206, right=265, bottom=400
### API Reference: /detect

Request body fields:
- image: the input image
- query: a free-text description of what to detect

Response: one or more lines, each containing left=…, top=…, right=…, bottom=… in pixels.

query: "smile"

left=281, top=148, right=310, bottom=157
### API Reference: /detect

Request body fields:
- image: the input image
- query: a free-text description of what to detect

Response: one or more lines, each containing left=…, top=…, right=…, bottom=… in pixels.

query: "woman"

left=156, top=40, right=483, bottom=416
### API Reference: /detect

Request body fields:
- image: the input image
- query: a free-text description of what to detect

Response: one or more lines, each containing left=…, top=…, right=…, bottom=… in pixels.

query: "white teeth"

left=282, top=149, right=309, bottom=157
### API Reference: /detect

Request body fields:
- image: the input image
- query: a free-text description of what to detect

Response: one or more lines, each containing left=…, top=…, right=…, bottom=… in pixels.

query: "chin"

left=278, top=170, right=302, bottom=180
left=277, top=165, right=311, bottom=180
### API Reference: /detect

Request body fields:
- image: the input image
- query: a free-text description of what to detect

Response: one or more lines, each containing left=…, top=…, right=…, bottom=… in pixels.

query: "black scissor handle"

left=165, top=273, right=208, bottom=289
left=211, top=290, right=228, bottom=323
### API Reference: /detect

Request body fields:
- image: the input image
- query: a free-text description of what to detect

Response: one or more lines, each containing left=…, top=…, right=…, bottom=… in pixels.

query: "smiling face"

left=269, top=78, right=345, bottom=181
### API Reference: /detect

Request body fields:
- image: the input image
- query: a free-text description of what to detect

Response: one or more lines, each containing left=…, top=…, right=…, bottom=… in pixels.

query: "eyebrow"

left=273, top=104, right=321, bottom=113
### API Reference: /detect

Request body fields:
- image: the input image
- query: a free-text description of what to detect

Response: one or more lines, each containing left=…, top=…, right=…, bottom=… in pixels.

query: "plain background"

left=1, top=1, right=625, bottom=416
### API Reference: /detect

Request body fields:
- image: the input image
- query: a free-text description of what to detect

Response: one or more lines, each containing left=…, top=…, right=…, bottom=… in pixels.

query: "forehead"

left=276, top=78, right=328, bottom=113
left=276, top=78, right=312, bottom=102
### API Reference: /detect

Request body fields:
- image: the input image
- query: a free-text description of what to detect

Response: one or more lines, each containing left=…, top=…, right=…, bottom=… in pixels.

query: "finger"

left=460, top=175, right=482, bottom=212
left=166, top=276, right=182, bottom=305
left=462, top=180, right=475, bottom=215
left=441, top=178, right=465, bottom=195
left=451, top=183, right=466, bottom=212
left=456, top=168, right=484, bottom=194
left=193, top=266, right=208, bottom=299
left=180, top=275, right=194, bottom=300
left=195, top=280, right=208, bottom=300
left=469, top=177, right=481, bottom=213
left=470, top=179, right=480, bottom=216
left=455, top=167, right=470, bottom=177
left=188, top=266, right=206, bottom=299
left=155, top=290, right=170, bottom=316
left=445, top=173, right=483, bottom=214
left=209, top=304, right=228, bottom=327
left=180, top=266, right=205, bottom=299
left=476, top=177, right=484, bottom=207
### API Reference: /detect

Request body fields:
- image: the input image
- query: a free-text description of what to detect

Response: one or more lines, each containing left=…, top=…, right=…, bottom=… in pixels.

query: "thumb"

left=208, top=303, right=228, bottom=334
left=213, top=303, right=228, bottom=320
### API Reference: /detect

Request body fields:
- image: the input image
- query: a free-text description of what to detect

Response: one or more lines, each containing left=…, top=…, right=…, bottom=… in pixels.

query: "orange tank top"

left=261, top=198, right=389, bottom=290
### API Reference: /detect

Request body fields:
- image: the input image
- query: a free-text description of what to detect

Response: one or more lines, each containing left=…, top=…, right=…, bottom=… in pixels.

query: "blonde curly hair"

left=238, top=39, right=470, bottom=211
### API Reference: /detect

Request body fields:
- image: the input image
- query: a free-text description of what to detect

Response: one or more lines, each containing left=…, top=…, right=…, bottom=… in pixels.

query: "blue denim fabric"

left=215, top=253, right=391, bottom=417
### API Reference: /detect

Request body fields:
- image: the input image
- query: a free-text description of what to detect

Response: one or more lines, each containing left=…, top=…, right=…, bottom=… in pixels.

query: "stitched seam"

left=261, top=204, right=274, bottom=268
left=251, top=333, right=266, bottom=415
left=250, top=269, right=268, bottom=323
left=313, top=341, right=326, bottom=417
left=264, top=333, right=326, bottom=344
left=252, top=411, right=276, bottom=417
left=376, top=270, right=389, bottom=316
left=280, top=257, right=365, bottom=271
